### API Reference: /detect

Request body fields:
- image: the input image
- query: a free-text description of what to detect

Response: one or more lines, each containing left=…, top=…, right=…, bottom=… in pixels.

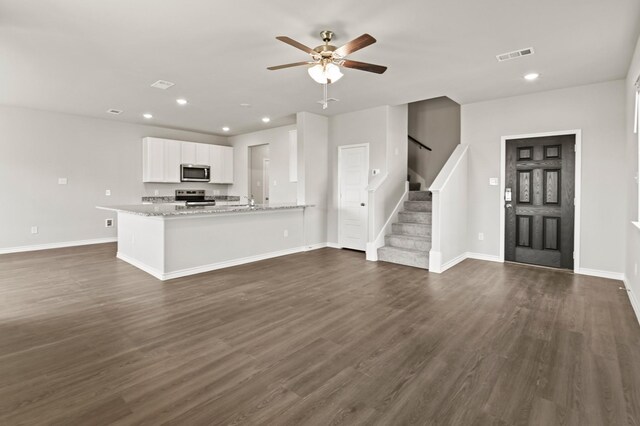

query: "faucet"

left=243, top=195, right=256, bottom=207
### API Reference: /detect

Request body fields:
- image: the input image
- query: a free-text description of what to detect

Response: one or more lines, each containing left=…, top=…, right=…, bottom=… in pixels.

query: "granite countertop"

left=142, top=195, right=241, bottom=203
left=97, top=203, right=310, bottom=217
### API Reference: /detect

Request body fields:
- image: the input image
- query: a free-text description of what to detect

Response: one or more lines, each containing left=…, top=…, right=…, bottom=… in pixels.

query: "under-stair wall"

left=429, top=144, right=469, bottom=272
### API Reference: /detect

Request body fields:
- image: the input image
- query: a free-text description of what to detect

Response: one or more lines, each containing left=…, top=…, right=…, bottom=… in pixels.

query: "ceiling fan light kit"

left=268, top=30, right=387, bottom=108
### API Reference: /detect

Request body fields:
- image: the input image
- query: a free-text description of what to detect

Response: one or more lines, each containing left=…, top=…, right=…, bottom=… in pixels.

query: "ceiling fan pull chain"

left=322, top=83, right=328, bottom=109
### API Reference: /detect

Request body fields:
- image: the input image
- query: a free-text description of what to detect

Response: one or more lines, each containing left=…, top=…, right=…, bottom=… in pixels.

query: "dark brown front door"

left=505, top=135, right=575, bottom=269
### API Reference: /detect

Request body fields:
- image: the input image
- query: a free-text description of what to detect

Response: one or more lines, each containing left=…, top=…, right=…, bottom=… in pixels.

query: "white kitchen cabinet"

left=180, top=142, right=209, bottom=165
left=209, top=145, right=234, bottom=184
left=142, top=137, right=181, bottom=183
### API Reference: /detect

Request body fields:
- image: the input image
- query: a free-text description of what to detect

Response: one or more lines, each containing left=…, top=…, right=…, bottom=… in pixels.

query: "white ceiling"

left=1, top=0, right=639, bottom=136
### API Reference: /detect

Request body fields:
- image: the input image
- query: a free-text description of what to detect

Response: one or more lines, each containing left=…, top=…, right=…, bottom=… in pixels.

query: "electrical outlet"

left=283, top=229, right=288, bottom=237
left=273, top=180, right=277, bottom=186
left=31, top=226, right=38, bottom=234
left=105, top=218, right=114, bottom=228
left=58, top=178, right=67, bottom=185
left=105, top=189, right=111, bottom=196
left=489, top=178, right=499, bottom=186
left=478, top=233, right=484, bottom=241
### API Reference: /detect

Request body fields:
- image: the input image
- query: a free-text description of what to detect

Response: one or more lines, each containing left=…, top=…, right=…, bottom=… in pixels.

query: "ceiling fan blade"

left=341, top=59, right=387, bottom=74
left=267, top=61, right=313, bottom=71
left=275, top=36, right=315, bottom=54
left=334, top=34, right=377, bottom=57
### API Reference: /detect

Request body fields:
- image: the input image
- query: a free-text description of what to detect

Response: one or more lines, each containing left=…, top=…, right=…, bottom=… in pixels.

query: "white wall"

left=296, top=112, right=329, bottom=246
left=429, top=145, right=468, bottom=272
left=462, top=80, right=627, bottom=274
left=228, top=124, right=297, bottom=204
left=327, top=105, right=408, bottom=244
left=0, top=105, right=228, bottom=251
left=408, top=97, right=461, bottom=187
left=624, top=36, right=640, bottom=316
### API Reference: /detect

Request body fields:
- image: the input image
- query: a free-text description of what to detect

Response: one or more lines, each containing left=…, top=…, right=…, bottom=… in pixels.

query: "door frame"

left=337, top=143, right=370, bottom=249
left=262, top=158, right=270, bottom=203
left=499, top=129, right=582, bottom=272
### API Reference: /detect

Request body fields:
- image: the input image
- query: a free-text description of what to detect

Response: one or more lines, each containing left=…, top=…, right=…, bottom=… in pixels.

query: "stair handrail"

left=408, top=135, right=432, bottom=151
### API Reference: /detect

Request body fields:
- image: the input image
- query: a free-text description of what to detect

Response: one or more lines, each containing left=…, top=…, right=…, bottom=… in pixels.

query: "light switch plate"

left=489, top=178, right=499, bottom=186
left=58, top=178, right=68, bottom=185
left=105, top=189, right=111, bottom=196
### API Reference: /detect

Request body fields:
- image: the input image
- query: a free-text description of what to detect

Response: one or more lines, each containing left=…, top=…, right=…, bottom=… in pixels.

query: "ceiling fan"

left=267, top=30, right=388, bottom=85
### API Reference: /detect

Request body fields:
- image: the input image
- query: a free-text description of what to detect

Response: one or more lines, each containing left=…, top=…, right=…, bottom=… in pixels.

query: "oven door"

left=181, top=164, right=210, bottom=182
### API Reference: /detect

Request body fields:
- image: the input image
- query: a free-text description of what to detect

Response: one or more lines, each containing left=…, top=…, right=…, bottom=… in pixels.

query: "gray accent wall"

left=461, top=80, right=627, bottom=275
left=0, top=105, right=228, bottom=250
left=408, top=97, right=460, bottom=187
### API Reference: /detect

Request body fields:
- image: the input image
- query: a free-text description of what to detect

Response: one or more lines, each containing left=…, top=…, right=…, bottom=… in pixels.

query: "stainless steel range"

left=175, top=189, right=216, bottom=206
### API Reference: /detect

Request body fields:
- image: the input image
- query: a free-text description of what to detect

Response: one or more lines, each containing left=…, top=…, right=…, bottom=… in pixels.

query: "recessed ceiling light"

left=176, top=98, right=188, bottom=105
left=106, top=109, right=123, bottom=115
left=143, top=113, right=153, bottom=119
left=524, top=72, right=540, bottom=81
left=261, top=117, right=270, bottom=123
left=222, top=126, right=230, bottom=132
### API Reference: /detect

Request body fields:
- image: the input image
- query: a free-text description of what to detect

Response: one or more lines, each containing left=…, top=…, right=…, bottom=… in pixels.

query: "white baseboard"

left=576, top=268, right=625, bottom=281
left=326, top=242, right=342, bottom=249
left=430, top=251, right=502, bottom=274
left=118, top=244, right=333, bottom=281
left=466, top=252, right=503, bottom=263
left=623, top=275, right=640, bottom=326
left=441, top=252, right=468, bottom=272
left=116, top=252, right=164, bottom=280
left=0, top=237, right=117, bottom=254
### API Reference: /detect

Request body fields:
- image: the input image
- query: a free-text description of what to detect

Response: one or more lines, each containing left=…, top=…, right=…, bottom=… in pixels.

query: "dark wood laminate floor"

left=0, top=244, right=639, bottom=425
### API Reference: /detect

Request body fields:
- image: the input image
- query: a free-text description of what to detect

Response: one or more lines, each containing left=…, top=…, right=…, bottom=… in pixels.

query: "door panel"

left=505, top=135, right=575, bottom=269
left=339, top=145, right=369, bottom=251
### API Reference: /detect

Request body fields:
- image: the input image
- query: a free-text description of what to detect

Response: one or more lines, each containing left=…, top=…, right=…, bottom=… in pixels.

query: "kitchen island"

left=97, top=203, right=311, bottom=280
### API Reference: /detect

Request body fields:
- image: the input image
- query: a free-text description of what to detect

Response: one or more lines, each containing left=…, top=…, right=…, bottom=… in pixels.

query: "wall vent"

left=106, top=109, right=123, bottom=115
left=496, top=47, right=535, bottom=62
left=150, top=80, right=175, bottom=90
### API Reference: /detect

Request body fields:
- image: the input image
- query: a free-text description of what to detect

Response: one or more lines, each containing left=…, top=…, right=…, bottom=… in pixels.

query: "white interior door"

left=339, top=144, right=369, bottom=251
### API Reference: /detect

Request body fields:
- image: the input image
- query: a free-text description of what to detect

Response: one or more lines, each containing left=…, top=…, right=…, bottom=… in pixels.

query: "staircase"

left=377, top=191, right=432, bottom=269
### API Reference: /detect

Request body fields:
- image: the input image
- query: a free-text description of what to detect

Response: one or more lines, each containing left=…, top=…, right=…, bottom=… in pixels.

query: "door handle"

left=361, top=203, right=366, bottom=207
left=506, top=203, right=513, bottom=209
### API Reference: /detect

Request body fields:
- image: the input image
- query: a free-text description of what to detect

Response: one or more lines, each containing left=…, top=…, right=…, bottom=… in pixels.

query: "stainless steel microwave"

left=180, top=164, right=210, bottom=182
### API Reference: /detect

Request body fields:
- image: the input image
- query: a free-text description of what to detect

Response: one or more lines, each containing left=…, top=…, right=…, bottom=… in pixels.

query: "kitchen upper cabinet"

left=143, top=138, right=232, bottom=183
left=142, top=138, right=181, bottom=183
left=181, top=142, right=210, bottom=165
left=209, top=145, right=234, bottom=184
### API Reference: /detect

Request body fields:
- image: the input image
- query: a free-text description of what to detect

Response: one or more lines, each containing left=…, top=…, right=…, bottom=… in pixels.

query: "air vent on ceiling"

left=106, top=109, right=123, bottom=115
left=150, top=80, right=175, bottom=90
left=496, top=47, right=535, bottom=62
